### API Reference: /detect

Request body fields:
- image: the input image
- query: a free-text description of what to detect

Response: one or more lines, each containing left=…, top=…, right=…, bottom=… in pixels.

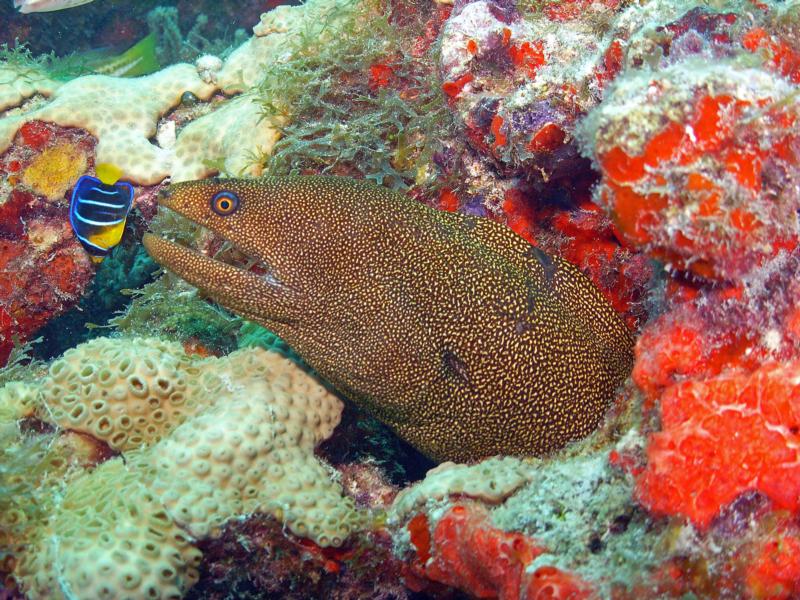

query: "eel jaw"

left=142, top=233, right=300, bottom=326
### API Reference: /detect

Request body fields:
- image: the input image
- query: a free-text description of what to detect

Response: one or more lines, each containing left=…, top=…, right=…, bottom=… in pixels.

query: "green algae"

left=0, top=380, right=71, bottom=572
left=0, top=429, right=51, bottom=566
left=256, top=0, right=457, bottom=191
left=0, top=42, right=49, bottom=79
left=110, top=271, right=241, bottom=352
left=0, top=41, right=96, bottom=82
left=0, top=338, right=43, bottom=390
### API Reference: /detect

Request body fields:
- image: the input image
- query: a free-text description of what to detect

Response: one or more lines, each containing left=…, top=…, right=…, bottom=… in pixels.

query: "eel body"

left=143, top=176, right=634, bottom=462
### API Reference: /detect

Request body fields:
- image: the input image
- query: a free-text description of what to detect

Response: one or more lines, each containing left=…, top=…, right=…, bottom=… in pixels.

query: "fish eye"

left=211, top=191, right=240, bottom=216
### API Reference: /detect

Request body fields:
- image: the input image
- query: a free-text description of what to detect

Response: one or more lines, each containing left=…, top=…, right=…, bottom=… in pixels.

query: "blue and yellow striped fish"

left=69, top=163, right=134, bottom=263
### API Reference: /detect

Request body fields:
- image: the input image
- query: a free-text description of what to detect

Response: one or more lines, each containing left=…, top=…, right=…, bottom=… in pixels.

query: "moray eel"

left=143, top=176, right=634, bottom=462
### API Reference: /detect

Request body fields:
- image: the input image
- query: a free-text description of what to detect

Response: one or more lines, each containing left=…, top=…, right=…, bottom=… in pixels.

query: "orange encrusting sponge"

left=636, top=361, right=800, bottom=529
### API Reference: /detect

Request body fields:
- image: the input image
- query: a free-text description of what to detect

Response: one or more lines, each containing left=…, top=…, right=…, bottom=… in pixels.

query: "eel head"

left=142, top=178, right=300, bottom=326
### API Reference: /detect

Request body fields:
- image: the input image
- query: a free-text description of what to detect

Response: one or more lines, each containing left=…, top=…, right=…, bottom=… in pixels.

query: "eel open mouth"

left=142, top=190, right=300, bottom=325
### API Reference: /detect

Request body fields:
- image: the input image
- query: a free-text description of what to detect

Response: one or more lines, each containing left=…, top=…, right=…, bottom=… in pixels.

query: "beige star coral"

left=171, top=93, right=282, bottom=181
left=390, top=456, right=534, bottom=523
left=0, top=64, right=60, bottom=113
left=1, top=336, right=365, bottom=600
left=146, top=345, right=359, bottom=544
left=14, top=458, right=205, bottom=600
left=0, top=65, right=216, bottom=185
left=38, top=337, right=202, bottom=451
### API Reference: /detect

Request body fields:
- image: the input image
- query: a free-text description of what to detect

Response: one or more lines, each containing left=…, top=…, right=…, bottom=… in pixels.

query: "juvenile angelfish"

left=69, top=163, right=133, bottom=263
left=143, top=176, right=634, bottom=463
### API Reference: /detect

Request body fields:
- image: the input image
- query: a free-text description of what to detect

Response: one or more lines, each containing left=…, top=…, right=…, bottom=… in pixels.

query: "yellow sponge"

left=21, top=142, right=88, bottom=201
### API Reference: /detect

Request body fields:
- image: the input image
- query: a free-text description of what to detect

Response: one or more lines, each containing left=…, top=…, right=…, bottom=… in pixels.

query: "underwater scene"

left=1, top=0, right=800, bottom=598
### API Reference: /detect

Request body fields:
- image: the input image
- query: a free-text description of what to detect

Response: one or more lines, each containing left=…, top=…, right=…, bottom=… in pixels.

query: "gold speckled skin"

left=143, top=176, right=634, bottom=462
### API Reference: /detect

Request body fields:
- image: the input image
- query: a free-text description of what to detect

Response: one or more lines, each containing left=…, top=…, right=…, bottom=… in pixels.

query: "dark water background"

left=1, top=0, right=294, bottom=59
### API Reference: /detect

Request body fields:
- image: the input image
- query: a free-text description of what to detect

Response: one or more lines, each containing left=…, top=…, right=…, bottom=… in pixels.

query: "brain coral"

left=0, top=63, right=60, bottom=113
left=171, top=93, right=282, bottom=182
left=1, top=336, right=364, bottom=599
left=0, top=65, right=217, bottom=184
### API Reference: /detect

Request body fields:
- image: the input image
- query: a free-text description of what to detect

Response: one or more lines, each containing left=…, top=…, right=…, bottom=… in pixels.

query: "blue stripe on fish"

left=73, top=212, right=126, bottom=226
left=89, top=186, right=119, bottom=195
left=77, top=198, right=128, bottom=209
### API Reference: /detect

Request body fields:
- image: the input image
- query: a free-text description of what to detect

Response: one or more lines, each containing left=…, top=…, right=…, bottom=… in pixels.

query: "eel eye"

left=211, top=191, right=239, bottom=216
